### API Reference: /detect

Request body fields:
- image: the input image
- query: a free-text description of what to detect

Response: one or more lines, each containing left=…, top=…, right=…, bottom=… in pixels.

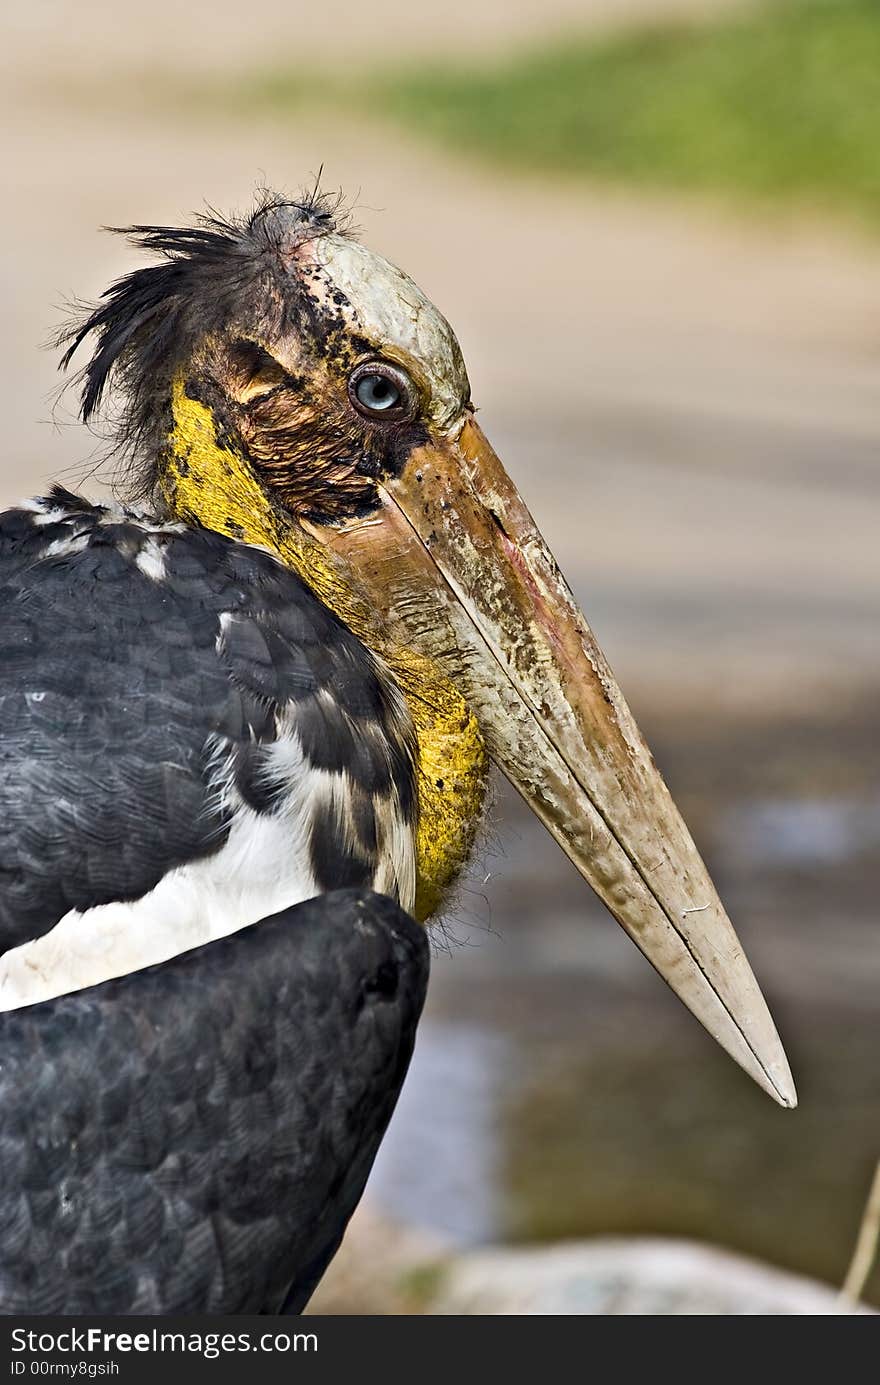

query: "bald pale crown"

left=309, top=234, right=471, bottom=431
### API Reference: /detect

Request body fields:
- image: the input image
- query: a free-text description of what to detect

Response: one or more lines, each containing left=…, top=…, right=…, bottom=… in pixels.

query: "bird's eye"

left=357, top=375, right=399, bottom=411
left=348, top=363, right=414, bottom=421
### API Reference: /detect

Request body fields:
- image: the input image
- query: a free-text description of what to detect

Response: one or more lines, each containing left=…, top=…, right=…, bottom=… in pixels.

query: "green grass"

left=370, top=0, right=880, bottom=219
left=237, top=0, right=880, bottom=226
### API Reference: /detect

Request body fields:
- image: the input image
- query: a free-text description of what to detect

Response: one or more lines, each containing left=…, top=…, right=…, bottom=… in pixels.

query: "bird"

left=0, top=188, right=796, bottom=1313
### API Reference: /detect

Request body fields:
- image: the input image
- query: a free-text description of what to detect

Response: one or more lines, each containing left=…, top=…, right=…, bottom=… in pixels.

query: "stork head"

left=61, top=191, right=795, bottom=1108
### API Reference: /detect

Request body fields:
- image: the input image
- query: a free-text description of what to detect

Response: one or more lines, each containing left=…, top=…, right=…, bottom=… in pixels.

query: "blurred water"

left=369, top=1022, right=507, bottom=1245
left=723, top=795, right=880, bottom=868
left=366, top=704, right=880, bottom=1303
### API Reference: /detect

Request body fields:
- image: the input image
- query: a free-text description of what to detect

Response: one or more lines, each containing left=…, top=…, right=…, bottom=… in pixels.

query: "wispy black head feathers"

left=57, top=187, right=348, bottom=497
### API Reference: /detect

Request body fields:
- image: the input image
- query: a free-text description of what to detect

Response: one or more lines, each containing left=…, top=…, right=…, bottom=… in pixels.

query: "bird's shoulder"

left=1, top=485, right=346, bottom=647
left=0, top=489, right=416, bottom=951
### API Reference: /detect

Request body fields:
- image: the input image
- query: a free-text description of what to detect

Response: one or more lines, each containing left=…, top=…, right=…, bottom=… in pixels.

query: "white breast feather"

left=0, top=723, right=416, bottom=1012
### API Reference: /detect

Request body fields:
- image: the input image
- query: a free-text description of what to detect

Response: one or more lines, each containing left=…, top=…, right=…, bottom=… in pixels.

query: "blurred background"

left=2, top=0, right=878, bottom=1310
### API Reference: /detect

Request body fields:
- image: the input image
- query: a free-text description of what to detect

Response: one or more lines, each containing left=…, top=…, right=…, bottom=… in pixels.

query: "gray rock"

left=431, top=1238, right=873, bottom=1316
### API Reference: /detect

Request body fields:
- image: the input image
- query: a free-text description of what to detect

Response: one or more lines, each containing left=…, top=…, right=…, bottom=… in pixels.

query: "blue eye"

left=349, top=363, right=413, bottom=420
left=356, top=374, right=399, bottom=411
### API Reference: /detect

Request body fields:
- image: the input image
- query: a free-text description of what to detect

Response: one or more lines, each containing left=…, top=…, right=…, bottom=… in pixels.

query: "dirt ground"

left=2, top=1, right=742, bottom=78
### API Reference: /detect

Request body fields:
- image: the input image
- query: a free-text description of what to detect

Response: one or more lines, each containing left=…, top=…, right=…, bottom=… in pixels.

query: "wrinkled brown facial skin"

left=189, top=320, right=429, bottom=526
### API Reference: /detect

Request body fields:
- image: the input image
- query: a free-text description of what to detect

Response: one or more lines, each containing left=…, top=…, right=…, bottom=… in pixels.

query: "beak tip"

left=755, top=1044, right=797, bottom=1109
left=770, top=1067, right=798, bottom=1111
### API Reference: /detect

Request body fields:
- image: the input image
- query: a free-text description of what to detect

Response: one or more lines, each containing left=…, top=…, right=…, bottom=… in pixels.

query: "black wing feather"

left=0, top=493, right=414, bottom=950
left=0, top=888, right=428, bottom=1314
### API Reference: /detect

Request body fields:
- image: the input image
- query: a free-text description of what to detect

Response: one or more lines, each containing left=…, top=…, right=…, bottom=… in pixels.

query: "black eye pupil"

left=355, top=373, right=401, bottom=413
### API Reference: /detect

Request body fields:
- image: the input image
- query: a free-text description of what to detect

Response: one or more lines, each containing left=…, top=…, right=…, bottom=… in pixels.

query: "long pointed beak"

left=319, top=416, right=795, bottom=1108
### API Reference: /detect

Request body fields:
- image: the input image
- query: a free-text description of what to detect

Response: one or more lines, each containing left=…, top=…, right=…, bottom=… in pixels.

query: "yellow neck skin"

left=160, top=376, right=488, bottom=920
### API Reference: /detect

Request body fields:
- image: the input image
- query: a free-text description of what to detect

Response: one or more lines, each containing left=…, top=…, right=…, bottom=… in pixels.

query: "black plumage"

left=0, top=489, right=416, bottom=949
left=0, top=888, right=428, bottom=1315
left=57, top=193, right=345, bottom=501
